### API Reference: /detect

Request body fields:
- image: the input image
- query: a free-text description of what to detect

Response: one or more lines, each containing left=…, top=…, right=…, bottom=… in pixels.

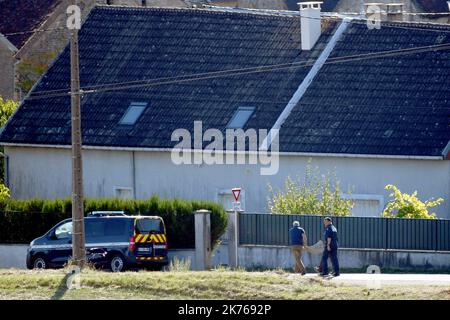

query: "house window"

left=114, top=187, right=133, bottom=199
left=119, top=102, right=148, bottom=125
left=226, top=106, right=255, bottom=129
left=142, top=0, right=147, bottom=6
left=342, top=194, right=384, bottom=217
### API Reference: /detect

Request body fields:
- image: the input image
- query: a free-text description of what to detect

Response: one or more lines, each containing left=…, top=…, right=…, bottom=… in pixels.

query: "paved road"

left=305, top=273, right=450, bottom=286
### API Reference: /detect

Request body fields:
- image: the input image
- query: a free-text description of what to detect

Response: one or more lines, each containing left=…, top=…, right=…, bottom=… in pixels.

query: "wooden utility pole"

left=70, top=0, right=85, bottom=267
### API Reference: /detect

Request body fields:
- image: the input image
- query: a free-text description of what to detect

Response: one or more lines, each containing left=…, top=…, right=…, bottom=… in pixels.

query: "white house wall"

left=5, top=146, right=133, bottom=199
left=4, top=146, right=450, bottom=219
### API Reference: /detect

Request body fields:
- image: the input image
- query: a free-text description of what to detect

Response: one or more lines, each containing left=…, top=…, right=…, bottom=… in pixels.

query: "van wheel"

left=110, top=255, right=126, bottom=272
left=33, top=256, right=48, bottom=269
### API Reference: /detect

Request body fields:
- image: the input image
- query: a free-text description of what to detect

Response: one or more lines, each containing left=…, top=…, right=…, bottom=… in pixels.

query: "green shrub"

left=381, top=184, right=443, bottom=219
left=0, top=184, right=10, bottom=207
left=0, top=196, right=227, bottom=248
left=268, top=160, right=353, bottom=216
left=0, top=97, right=18, bottom=182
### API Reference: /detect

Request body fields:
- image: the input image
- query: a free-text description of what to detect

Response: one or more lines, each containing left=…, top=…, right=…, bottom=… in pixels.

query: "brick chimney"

left=298, top=2, right=323, bottom=51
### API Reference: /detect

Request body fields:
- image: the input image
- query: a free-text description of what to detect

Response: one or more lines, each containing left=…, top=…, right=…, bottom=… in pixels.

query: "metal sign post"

left=231, top=187, right=242, bottom=212
left=228, top=188, right=242, bottom=268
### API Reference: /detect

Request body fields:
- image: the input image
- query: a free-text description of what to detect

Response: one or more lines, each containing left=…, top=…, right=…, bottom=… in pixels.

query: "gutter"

left=0, top=142, right=444, bottom=160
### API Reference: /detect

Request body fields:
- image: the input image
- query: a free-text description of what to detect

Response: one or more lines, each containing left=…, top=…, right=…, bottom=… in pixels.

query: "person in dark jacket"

left=289, top=221, right=307, bottom=275
left=321, top=217, right=340, bottom=277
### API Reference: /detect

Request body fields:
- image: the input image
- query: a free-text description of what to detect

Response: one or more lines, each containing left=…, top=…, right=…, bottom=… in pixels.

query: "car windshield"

left=136, top=218, right=164, bottom=234
left=54, top=221, right=73, bottom=239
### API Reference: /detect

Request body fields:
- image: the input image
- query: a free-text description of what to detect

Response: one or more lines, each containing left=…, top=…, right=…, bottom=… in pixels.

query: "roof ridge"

left=92, top=4, right=305, bottom=21
left=93, top=5, right=450, bottom=30
left=348, top=18, right=450, bottom=30
left=381, top=20, right=450, bottom=30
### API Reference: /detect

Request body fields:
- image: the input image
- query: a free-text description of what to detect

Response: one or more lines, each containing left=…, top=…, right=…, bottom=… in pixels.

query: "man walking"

left=289, top=221, right=307, bottom=275
left=321, top=217, right=340, bottom=277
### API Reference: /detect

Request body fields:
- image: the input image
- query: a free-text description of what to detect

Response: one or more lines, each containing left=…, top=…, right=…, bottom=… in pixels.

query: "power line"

left=28, top=91, right=450, bottom=111
left=1, top=27, right=68, bottom=37
left=26, top=42, right=450, bottom=101
left=28, top=41, right=450, bottom=97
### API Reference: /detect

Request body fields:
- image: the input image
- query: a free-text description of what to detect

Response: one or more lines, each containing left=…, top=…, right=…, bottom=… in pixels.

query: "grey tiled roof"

left=0, top=6, right=336, bottom=149
left=279, top=21, right=450, bottom=156
left=1, top=6, right=450, bottom=157
left=0, top=0, right=61, bottom=48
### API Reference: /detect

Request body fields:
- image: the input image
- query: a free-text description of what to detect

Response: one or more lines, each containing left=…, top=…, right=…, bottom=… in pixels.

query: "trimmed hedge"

left=0, top=196, right=228, bottom=249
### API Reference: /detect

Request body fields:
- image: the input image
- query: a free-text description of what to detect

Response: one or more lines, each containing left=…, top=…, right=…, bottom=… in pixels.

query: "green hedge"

left=0, top=196, right=228, bottom=249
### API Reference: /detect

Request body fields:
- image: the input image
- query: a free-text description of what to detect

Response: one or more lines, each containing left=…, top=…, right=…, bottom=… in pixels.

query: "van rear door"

left=134, top=217, right=167, bottom=261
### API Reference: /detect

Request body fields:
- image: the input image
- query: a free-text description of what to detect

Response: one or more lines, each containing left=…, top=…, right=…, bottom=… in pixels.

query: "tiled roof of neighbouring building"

left=414, top=0, right=450, bottom=13
left=0, top=0, right=61, bottom=49
left=0, top=6, right=449, bottom=158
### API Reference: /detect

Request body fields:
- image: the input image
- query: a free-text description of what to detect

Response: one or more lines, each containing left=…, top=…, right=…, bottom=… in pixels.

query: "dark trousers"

left=321, top=247, right=339, bottom=275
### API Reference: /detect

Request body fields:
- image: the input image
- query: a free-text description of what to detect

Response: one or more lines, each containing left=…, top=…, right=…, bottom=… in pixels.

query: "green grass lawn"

left=0, top=269, right=449, bottom=300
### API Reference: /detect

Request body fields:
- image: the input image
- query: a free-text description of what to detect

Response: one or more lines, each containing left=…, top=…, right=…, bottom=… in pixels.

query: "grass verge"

left=0, top=269, right=449, bottom=300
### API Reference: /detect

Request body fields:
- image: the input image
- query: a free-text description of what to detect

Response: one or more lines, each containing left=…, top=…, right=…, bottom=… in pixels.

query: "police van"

left=26, top=212, right=168, bottom=272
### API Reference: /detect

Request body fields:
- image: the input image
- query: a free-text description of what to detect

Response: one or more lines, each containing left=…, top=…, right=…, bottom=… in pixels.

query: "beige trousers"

left=291, top=245, right=306, bottom=273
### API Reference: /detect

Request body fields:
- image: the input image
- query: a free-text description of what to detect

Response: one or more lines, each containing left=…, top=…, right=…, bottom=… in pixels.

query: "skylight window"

left=119, top=102, right=148, bottom=125
left=227, top=106, right=255, bottom=129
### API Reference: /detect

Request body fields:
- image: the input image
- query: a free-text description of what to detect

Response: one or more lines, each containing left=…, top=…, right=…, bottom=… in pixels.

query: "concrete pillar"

left=194, top=209, right=211, bottom=270
left=227, top=210, right=241, bottom=268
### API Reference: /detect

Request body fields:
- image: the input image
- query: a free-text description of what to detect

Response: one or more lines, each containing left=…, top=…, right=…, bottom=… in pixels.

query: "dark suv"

left=26, top=214, right=168, bottom=272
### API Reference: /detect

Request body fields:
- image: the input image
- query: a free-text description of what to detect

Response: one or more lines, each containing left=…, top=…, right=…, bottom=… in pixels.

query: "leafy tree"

left=382, top=184, right=443, bottom=219
left=16, top=52, right=56, bottom=94
left=268, top=161, right=353, bottom=216
left=0, top=184, right=10, bottom=203
left=0, top=96, right=18, bottom=127
left=0, top=96, right=18, bottom=184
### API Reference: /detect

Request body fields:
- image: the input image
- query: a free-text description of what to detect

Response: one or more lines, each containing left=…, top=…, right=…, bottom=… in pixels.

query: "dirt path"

left=301, top=273, right=450, bottom=286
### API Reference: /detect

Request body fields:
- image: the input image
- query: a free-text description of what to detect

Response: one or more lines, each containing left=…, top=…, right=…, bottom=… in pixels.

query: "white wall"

left=5, top=147, right=133, bottom=199
left=5, top=146, right=450, bottom=218
left=2, top=244, right=450, bottom=270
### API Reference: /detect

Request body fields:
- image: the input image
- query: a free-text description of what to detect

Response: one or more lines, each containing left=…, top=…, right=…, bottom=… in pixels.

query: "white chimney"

left=298, top=2, right=323, bottom=51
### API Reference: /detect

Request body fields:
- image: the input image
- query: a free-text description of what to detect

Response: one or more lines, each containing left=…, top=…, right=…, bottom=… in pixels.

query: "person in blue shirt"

left=321, top=217, right=340, bottom=277
left=289, top=221, right=307, bottom=275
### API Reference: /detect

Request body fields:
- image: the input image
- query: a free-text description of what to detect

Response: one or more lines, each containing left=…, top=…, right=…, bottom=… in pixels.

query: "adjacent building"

left=0, top=0, right=187, bottom=100
left=211, top=0, right=450, bottom=23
